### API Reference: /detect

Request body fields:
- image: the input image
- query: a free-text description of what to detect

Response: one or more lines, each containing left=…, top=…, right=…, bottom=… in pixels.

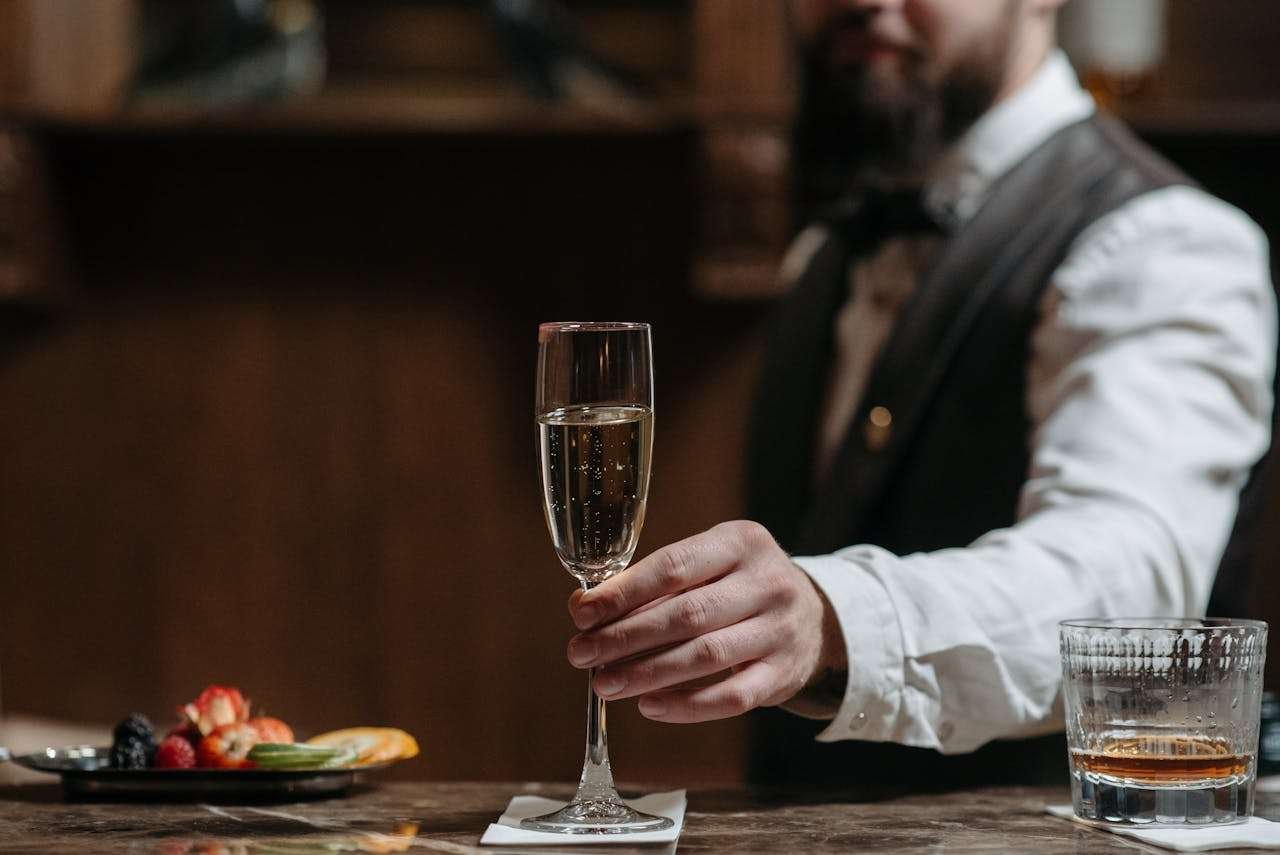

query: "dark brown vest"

left=744, top=115, right=1261, bottom=786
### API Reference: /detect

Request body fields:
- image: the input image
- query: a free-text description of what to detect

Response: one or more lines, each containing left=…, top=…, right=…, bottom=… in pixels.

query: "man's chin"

left=845, top=75, right=924, bottom=127
left=827, top=49, right=914, bottom=81
left=799, top=50, right=946, bottom=178
left=825, top=57, right=918, bottom=105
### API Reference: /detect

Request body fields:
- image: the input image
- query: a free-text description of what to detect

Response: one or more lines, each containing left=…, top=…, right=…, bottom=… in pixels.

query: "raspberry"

left=154, top=735, right=197, bottom=769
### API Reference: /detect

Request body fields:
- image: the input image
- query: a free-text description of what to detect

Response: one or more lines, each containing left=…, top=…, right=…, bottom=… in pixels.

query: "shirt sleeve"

left=792, top=185, right=1276, bottom=754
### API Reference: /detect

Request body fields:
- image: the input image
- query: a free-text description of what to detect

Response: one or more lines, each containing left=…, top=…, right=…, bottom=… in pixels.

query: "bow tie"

left=818, top=188, right=945, bottom=248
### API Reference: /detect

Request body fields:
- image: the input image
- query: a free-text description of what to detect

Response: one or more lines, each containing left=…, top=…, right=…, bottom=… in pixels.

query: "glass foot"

left=521, top=798, right=674, bottom=835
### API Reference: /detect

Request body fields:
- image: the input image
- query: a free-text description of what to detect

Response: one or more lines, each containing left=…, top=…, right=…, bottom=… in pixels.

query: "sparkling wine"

left=1073, top=736, right=1253, bottom=784
left=538, top=404, right=653, bottom=584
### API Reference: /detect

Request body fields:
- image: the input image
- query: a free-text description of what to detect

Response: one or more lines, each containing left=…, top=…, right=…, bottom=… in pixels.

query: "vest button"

left=864, top=406, right=893, bottom=451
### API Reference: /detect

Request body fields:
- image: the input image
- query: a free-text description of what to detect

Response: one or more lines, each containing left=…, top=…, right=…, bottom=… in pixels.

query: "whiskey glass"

left=1061, top=618, right=1267, bottom=825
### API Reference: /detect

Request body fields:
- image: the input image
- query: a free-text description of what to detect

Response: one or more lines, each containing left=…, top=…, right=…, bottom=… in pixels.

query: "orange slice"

left=305, top=727, right=419, bottom=766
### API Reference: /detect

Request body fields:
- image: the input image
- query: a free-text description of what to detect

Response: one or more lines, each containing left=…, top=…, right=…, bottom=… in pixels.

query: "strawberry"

left=154, top=734, right=197, bottom=769
left=196, top=722, right=260, bottom=769
left=248, top=717, right=294, bottom=745
left=180, top=685, right=250, bottom=736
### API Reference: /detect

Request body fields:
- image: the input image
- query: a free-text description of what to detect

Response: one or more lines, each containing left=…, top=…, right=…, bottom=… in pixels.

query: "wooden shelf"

left=1116, top=99, right=1280, bottom=136
left=5, top=80, right=696, bottom=138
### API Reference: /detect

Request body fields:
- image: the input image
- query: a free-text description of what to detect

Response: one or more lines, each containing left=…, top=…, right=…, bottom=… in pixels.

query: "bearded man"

left=562, top=0, right=1276, bottom=786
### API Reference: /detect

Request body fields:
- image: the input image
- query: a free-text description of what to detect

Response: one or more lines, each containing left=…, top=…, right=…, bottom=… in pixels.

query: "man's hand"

left=565, top=521, right=847, bottom=723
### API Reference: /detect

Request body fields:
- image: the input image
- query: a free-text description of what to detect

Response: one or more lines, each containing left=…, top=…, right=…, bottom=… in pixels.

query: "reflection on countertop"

left=7, top=780, right=1280, bottom=854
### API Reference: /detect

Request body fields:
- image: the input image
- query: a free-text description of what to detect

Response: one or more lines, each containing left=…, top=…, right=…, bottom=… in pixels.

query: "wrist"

left=781, top=567, right=849, bottom=718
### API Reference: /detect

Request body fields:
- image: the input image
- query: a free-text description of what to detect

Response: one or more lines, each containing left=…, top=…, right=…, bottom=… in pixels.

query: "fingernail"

left=639, top=696, right=667, bottom=717
left=568, top=637, right=597, bottom=667
left=595, top=671, right=626, bottom=696
left=573, top=603, right=599, bottom=629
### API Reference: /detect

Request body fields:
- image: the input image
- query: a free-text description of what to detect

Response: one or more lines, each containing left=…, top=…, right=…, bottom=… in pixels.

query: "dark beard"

left=793, top=10, right=1016, bottom=203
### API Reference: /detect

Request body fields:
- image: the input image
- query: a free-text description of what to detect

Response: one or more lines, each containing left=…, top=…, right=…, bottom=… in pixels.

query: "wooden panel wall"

left=0, top=128, right=766, bottom=786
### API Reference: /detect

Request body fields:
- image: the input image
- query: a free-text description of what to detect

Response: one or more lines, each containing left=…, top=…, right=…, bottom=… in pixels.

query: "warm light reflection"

left=150, top=821, right=420, bottom=854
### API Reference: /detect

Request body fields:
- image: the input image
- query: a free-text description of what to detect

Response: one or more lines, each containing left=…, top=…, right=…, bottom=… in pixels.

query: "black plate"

left=11, top=745, right=394, bottom=799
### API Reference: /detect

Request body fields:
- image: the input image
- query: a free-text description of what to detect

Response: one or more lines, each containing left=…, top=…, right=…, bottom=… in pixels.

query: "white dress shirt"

left=784, top=51, right=1277, bottom=754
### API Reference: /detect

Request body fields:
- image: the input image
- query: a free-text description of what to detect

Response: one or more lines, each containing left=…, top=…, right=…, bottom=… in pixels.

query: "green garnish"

left=248, top=743, right=358, bottom=769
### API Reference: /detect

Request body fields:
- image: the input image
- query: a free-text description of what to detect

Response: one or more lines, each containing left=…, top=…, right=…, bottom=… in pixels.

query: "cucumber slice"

left=248, top=743, right=355, bottom=769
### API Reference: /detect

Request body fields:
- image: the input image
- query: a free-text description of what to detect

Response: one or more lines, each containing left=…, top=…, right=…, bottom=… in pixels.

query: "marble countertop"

left=2, top=780, right=1277, bottom=853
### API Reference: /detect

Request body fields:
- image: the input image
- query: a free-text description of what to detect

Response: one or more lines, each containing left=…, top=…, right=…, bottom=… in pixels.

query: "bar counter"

left=5, top=780, right=1277, bottom=853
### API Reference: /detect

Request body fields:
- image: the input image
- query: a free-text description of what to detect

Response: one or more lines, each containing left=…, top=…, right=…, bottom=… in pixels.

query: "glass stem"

left=575, top=580, right=620, bottom=805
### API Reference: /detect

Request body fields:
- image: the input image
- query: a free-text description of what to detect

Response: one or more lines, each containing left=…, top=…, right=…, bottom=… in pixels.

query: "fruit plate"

left=10, top=745, right=395, bottom=800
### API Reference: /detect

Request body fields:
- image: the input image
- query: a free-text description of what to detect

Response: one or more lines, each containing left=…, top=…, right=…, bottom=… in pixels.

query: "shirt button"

left=848, top=712, right=867, bottom=732
left=864, top=406, right=892, bottom=451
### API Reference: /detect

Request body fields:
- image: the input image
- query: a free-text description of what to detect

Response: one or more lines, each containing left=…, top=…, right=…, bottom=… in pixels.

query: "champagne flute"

left=526, top=321, right=673, bottom=835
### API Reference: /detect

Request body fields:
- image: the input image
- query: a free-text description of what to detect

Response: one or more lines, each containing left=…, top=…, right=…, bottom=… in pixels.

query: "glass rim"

left=1059, top=617, right=1268, bottom=631
left=538, top=321, right=650, bottom=334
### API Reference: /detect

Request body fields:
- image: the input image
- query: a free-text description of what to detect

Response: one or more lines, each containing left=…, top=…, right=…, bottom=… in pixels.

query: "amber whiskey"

left=1073, top=736, right=1253, bottom=784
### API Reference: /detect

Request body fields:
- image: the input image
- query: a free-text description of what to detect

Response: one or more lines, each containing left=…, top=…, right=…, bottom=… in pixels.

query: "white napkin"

left=1046, top=804, right=1280, bottom=851
left=480, top=790, right=686, bottom=846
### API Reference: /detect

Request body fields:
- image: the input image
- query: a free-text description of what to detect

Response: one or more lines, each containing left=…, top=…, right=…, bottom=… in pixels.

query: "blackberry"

left=110, top=714, right=156, bottom=769
left=110, top=739, right=151, bottom=770
left=113, top=713, right=154, bottom=743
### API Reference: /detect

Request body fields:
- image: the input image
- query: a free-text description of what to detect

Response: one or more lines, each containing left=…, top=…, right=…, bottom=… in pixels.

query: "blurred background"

left=1, top=0, right=1279, bottom=787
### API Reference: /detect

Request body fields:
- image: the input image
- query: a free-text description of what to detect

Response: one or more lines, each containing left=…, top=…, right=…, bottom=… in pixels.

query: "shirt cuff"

left=792, top=550, right=904, bottom=743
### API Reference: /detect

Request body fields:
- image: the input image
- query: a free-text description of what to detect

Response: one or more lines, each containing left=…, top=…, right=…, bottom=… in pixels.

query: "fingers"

left=568, top=589, right=676, bottom=623
left=570, top=522, right=765, bottom=631
left=636, top=659, right=783, bottom=723
left=568, top=576, right=760, bottom=669
left=588, top=617, right=774, bottom=701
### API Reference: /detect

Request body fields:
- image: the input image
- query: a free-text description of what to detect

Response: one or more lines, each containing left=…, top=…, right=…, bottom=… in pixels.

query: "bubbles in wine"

left=537, top=405, right=654, bottom=585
